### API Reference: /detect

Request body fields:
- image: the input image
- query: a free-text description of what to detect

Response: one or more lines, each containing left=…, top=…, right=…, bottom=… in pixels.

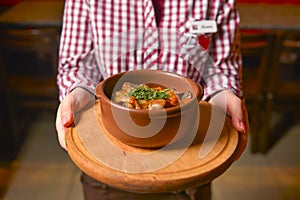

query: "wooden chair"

left=260, top=31, right=300, bottom=153
left=240, top=30, right=274, bottom=153
left=0, top=27, right=60, bottom=149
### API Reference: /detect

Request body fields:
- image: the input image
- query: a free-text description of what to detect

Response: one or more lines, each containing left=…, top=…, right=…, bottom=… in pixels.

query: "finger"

left=231, top=113, right=245, bottom=133
left=55, top=104, right=67, bottom=149
left=231, top=102, right=249, bottom=161
left=232, top=102, right=250, bottom=133
left=242, top=102, right=250, bottom=134
left=231, top=111, right=248, bottom=161
left=234, top=130, right=248, bottom=161
left=60, top=94, right=75, bottom=127
left=62, top=88, right=94, bottom=127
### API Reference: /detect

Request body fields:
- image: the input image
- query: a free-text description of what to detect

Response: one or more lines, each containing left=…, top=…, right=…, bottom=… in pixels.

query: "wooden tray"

left=66, top=100, right=239, bottom=193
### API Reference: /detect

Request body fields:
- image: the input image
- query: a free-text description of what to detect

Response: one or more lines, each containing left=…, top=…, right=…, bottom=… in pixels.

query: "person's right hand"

left=55, top=87, right=94, bottom=150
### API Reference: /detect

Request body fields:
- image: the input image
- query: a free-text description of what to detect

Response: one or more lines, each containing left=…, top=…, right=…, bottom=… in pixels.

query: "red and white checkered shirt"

left=57, top=0, right=243, bottom=101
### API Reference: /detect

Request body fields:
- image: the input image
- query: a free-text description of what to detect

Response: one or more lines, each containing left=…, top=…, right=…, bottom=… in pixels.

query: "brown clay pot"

left=95, top=70, right=203, bottom=148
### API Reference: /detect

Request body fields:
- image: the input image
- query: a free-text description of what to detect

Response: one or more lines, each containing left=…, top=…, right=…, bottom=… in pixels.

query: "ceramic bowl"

left=95, top=70, right=203, bottom=148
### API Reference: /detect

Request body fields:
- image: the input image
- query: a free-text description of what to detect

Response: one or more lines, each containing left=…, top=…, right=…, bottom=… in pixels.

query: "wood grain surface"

left=66, top=100, right=239, bottom=193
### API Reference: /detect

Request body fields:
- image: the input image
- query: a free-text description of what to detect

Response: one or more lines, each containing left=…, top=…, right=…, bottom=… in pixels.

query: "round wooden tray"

left=66, top=100, right=239, bottom=193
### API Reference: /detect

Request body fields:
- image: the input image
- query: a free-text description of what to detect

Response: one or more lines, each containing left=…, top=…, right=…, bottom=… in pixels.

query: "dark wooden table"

left=0, top=1, right=64, bottom=28
left=238, top=3, right=300, bottom=31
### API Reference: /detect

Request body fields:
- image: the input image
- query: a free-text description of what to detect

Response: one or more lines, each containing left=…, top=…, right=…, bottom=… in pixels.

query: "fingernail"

left=240, top=122, right=246, bottom=134
left=62, top=115, right=69, bottom=126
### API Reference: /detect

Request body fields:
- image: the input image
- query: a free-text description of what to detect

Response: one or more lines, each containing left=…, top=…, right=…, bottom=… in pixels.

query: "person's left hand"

left=209, top=90, right=249, bottom=161
left=55, top=87, right=94, bottom=150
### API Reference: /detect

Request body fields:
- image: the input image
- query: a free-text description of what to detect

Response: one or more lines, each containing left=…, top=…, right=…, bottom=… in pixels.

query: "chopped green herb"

left=127, top=85, right=170, bottom=100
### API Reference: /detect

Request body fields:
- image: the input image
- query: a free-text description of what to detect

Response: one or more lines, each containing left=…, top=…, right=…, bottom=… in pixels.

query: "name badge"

left=189, top=20, right=217, bottom=34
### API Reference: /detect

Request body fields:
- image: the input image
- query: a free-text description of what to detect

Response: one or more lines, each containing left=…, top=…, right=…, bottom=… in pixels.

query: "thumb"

left=60, top=93, right=75, bottom=127
left=56, top=88, right=94, bottom=150
left=230, top=102, right=249, bottom=161
left=61, top=87, right=94, bottom=127
left=231, top=101, right=249, bottom=134
left=231, top=111, right=246, bottom=134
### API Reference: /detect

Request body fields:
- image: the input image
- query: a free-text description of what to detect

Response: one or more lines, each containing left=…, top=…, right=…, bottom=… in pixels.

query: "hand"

left=55, top=87, right=94, bottom=150
left=209, top=90, right=249, bottom=161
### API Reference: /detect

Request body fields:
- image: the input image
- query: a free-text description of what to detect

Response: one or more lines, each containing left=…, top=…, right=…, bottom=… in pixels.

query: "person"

left=55, top=0, right=249, bottom=199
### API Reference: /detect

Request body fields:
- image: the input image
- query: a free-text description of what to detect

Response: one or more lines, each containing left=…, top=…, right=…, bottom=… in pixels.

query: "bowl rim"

left=95, top=69, right=203, bottom=114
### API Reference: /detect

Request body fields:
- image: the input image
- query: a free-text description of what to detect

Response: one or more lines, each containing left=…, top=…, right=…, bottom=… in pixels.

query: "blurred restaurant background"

left=0, top=0, right=299, bottom=199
